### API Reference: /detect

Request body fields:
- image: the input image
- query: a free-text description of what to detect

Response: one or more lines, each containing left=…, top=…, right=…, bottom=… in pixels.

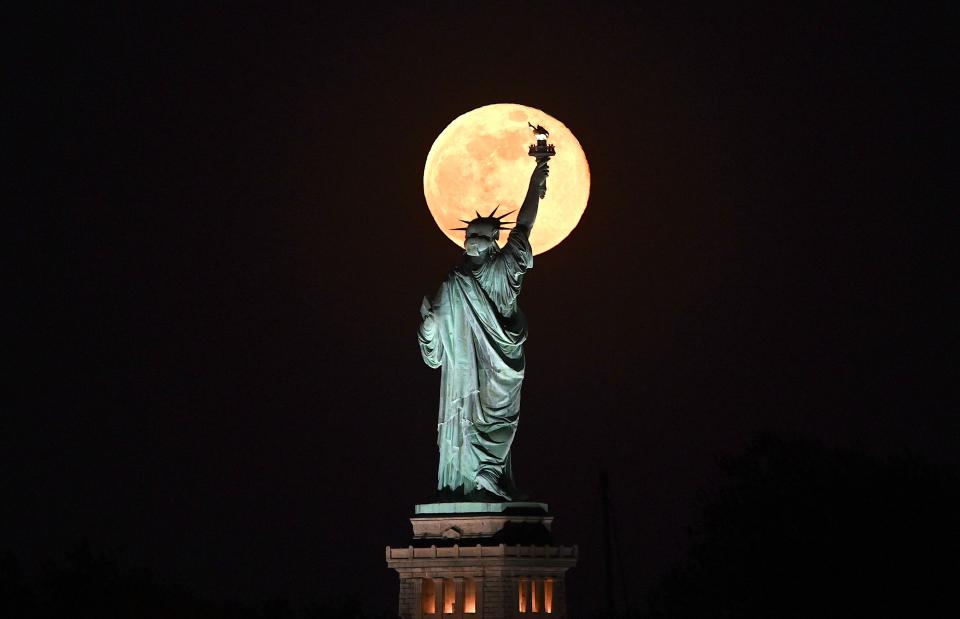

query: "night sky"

left=10, top=2, right=954, bottom=615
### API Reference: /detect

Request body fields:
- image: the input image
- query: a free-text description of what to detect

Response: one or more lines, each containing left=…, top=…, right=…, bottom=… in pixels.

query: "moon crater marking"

left=423, top=103, right=590, bottom=255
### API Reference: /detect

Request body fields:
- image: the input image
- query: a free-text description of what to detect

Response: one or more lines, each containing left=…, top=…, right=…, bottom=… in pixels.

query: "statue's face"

left=464, top=220, right=499, bottom=256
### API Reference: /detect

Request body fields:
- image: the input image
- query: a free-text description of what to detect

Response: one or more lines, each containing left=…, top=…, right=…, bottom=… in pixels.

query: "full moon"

left=423, top=103, right=590, bottom=255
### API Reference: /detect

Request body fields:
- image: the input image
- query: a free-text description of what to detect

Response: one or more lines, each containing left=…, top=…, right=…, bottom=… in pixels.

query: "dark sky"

left=9, top=2, right=954, bottom=615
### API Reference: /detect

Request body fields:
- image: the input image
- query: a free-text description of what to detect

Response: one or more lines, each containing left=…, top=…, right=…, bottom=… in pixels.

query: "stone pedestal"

left=387, top=502, right=577, bottom=618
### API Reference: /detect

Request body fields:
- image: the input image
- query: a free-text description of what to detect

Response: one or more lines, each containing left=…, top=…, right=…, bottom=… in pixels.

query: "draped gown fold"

left=418, top=227, right=533, bottom=499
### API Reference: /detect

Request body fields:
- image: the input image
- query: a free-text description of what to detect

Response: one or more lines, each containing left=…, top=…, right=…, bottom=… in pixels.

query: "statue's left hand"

left=420, top=296, right=433, bottom=320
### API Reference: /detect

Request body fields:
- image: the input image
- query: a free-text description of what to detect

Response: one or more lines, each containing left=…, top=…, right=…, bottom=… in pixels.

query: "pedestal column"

left=387, top=502, right=577, bottom=618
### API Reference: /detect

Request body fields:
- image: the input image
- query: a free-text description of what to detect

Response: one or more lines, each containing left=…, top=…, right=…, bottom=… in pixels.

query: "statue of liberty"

left=418, top=157, right=549, bottom=501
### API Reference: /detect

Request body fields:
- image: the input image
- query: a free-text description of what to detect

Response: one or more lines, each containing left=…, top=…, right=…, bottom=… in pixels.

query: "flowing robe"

left=418, top=227, right=533, bottom=499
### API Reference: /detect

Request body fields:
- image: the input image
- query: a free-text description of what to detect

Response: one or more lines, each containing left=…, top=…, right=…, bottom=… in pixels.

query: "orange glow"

left=531, top=579, right=540, bottom=613
left=422, top=578, right=436, bottom=614
left=424, top=103, right=591, bottom=256
left=443, top=578, right=455, bottom=614
left=544, top=578, right=554, bottom=614
left=518, top=578, right=529, bottom=612
left=464, top=578, right=477, bottom=613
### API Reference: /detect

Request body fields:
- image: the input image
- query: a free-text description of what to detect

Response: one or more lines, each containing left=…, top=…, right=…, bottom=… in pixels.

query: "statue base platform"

left=387, top=501, right=576, bottom=617
left=412, top=502, right=552, bottom=542
left=415, top=501, right=548, bottom=515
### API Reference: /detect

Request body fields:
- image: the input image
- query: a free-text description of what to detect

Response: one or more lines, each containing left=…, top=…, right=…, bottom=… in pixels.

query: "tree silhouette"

left=647, top=435, right=960, bottom=618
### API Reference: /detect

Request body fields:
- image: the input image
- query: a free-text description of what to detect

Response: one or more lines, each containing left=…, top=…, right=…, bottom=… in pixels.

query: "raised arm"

left=515, top=159, right=549, bottom=233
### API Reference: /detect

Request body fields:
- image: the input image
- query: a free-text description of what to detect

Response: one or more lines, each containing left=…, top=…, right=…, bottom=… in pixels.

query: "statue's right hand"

left=530, top=159, right=550, bottom=189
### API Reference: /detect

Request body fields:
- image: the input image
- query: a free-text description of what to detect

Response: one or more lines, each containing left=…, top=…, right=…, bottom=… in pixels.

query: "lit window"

left=443, top=578, right=456, bottom=613
left=464, top=577, right=477, bottom=613
left=422, top=578, right=436, bottom=614
left=544, top=578, right=554, bottom=614
left=518, top=578, right=529, bottom=613
left=531, top=579, right=540, bottom=613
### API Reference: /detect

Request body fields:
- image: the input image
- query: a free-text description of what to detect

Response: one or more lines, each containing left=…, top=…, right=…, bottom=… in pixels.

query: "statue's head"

left=452, top=206, right=514, bottom=257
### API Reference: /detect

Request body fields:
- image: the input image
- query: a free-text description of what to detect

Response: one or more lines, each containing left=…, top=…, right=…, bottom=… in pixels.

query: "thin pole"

left=600, top=469, right=613, bottom=616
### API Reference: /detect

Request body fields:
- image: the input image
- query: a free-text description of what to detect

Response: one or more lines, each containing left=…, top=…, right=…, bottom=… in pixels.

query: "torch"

left=528, top=122, right=556, bottom=199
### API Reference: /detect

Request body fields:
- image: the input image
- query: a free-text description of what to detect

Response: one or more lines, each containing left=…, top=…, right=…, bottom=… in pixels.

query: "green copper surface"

left=414, top=501, right=549, bottom=515
left=419, top=158, right=549, bottom=501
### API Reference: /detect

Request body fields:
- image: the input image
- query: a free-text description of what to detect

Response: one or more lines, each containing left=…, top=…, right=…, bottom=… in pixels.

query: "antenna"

left=600, top=469, right=630, bottom=616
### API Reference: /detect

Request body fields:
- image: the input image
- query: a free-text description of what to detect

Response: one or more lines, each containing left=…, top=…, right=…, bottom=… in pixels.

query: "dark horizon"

left=9, top=3, right=954, bottom=616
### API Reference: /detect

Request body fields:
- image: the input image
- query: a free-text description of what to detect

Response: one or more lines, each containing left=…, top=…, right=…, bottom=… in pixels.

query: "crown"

left=450, top=205, right=515, bottom=234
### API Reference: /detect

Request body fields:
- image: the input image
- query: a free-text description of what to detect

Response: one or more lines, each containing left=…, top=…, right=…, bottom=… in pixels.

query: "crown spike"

left=476, top=210, right=481, bottom=218
left=488, top=204, right=500, bottom=218
left=496, top=210, right=516, bottom=219
left=459, top=219, right=472, bottom=224
left=450, top=226, right=469, bottom=231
